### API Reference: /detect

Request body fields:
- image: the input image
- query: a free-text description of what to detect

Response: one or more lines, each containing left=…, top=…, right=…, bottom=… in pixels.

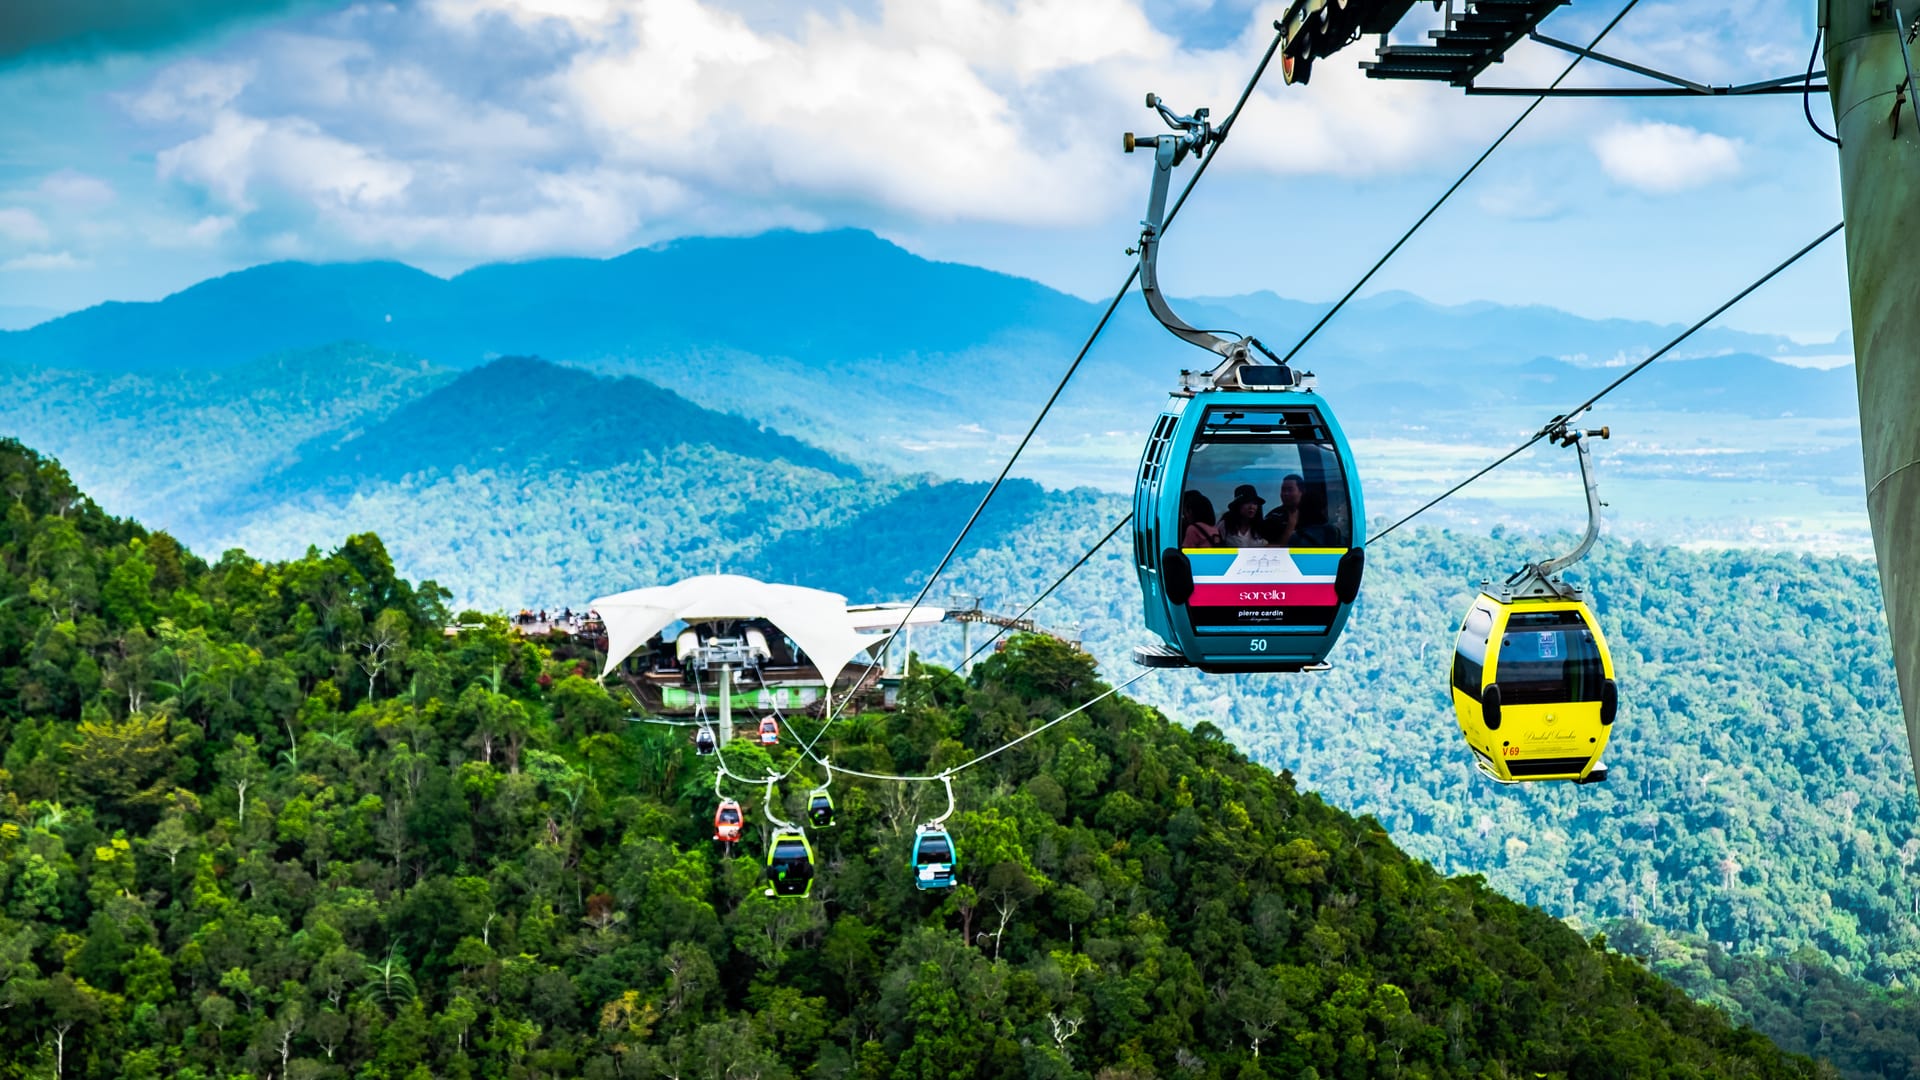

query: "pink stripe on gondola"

left=1189, top=583, right=1340, bottom=607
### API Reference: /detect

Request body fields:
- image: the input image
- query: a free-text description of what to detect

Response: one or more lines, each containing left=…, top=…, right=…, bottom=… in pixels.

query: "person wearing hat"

left=1219, top=483, right=1271, bottom=548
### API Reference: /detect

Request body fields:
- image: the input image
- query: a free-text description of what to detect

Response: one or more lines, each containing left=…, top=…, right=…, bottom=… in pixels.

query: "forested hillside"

left=1089, top=533, right=1920, bottom=985
left=0, top=338, right=1903, bottom=1070
left=0, top=438, right=1821, bottom=1078
left=0, top=347, right=450, bottom=524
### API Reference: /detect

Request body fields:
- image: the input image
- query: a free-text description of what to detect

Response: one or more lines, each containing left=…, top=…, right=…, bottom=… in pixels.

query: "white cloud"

left=157, top=111, right=413, bottom=212
left=1591, top=121, right=1743, bottom=194
left=0, top=208, right=52, bottom=245
left=148, top=214, right=239, bottom=249
left=126, top=59, right=254, bottom=123
left=1, top=252, right=89, bottom=271
left=557, top=0, right=1166, bottom=225
left=124, top=0, right=1498, bottom=263
left=37, top=171, right=116, bottom=208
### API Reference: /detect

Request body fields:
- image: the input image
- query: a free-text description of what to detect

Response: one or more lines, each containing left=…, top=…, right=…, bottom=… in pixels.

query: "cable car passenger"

left=1219, top=484, right=1270, bottom=547
left=1179, top=491, right=1222, bottom=548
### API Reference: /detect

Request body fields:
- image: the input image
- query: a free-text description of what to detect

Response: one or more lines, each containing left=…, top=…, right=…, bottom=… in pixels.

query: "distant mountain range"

left=0, top=231, right=1096, bottom=372
left=245, top=355, right=858, bottom=503
left=0, top=230, right=1858, bottom=476
left=3, top=230, right=1837, bottom=376
left=0, top=228, right=1871, bottom=559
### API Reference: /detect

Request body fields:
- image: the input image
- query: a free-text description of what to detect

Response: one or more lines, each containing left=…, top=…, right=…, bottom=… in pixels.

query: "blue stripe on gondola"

left=1183, top=550, right=1347, bottom=576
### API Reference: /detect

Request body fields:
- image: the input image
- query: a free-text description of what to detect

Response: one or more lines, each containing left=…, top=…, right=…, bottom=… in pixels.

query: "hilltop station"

left=500, top=574, right=1078, bottom=738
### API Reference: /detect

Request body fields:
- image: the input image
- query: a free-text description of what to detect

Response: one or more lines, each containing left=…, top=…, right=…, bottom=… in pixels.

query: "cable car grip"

left=1125, top=93, right=1260, bottom=375
left=925, top=773, right=957, bottom=829
left=762, top=776, right=797, bottom=833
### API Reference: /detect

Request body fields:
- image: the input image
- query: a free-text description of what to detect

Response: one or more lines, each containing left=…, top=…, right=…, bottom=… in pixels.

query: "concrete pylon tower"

left=1826, top=0, right=1920, bottom=783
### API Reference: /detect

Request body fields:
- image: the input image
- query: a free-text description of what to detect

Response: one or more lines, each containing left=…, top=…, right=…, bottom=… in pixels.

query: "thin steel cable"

left=1277, top=0, right=1643, bottom=367
left=1366, top=220, right=1844, bottom=544
left=790, top=25, right=1288, bottom=771
left=1551, top=222, right=1844, bottom=427
left=793, top=670, right=1150, bottom=784
left=955, top=513, right=1132, bottom=672
left=1805, top=26, right=1842, bottom=146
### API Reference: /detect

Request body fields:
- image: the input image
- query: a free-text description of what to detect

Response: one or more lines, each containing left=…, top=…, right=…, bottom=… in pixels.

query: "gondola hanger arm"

left=1529, top=424, right=1609, bottom=582
left=924, top=774, right=957, bottom=829
left=763, top=776, right=796, bottom=832
left=1125, top=94, right=1251, bottom=366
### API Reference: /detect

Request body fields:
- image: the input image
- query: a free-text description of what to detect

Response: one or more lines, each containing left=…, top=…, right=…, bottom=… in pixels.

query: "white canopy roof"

left=590, top=574, right=888, bottom=686
left=845, top=603, right=950, bottom=633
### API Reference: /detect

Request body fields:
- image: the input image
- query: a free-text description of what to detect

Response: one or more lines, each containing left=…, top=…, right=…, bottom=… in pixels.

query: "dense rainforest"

left=0, top=345, right=1910, bottom=1073
left=0, top=437, right=1830, bottom=1078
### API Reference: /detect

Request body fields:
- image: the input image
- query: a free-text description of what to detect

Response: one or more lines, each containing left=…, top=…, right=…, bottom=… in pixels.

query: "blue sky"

left=0, top=0, right=1851, bottom=341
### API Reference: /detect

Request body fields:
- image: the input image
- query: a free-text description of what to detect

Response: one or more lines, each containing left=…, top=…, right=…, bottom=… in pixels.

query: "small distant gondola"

left=713, top=798, right=745, bottom=843
left=911, top=825, right=957, bottom=891
left=765, top=829, right=816, bottom=898
left=808, top=789, right=834, bottom=829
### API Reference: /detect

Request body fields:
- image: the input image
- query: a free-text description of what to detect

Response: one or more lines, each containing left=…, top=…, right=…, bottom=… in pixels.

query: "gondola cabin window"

left=1181, top=406, right=1353, bottom=551
left=916, top=834, right=953, bottom=864
left=1497, top=611, right=1605, bottom=705
left=1454, top=604, right=1494, bottom=693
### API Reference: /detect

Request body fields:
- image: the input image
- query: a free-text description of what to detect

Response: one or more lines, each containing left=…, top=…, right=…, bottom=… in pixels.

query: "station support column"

left=1826, top=0, right=1920, bottom=782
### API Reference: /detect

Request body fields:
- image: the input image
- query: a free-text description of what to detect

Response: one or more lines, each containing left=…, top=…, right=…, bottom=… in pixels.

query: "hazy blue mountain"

left=0, top=230, right=1099, bottom=372
left=4, top=260, right=453, bottom=369
left=750, top=476, right=1098, bottom=604
left=0, top=344, right=451, bottom=520
left=0, top=230, right=1868, bottom=538
left=1196, top=288, right=1833, bottom=371
left=4, top=232, right=1818, bottom=377
left=243, top=355, right=859, bottom=502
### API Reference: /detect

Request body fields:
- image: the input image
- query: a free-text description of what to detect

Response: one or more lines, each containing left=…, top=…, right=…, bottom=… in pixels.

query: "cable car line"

left=1275, top=0, right=1641, bottom=368
left=692, top=669, right=1146, bottom=897
left=833, top=24, right=1290, bottom=721
left=906, top=219, right=1846, bottom=679
left=786, top=670, right=1150, bottom=785
left=1365, top=219, right=1844, bottom=545
left=955, top=513, right=1132, bottom=673
left=672, top=10, right=1835, bottom=878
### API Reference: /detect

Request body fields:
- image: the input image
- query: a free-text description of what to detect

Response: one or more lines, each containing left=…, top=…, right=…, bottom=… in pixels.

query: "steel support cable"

left=1276, top=0, right=1643, bottom=367
left=789, top=25, right=1289, bottom=772
left=1365, top=220, right=1844, bottom=545
left=954, top=513, right=1133, bottom=673
left=1805, top=27, right=1842, bottom=146
left=791, top=669, right=1151, bottom=784
left=770, top=514, right=1132, bottom=783
left=840, top=27, right=1290, bottom=707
